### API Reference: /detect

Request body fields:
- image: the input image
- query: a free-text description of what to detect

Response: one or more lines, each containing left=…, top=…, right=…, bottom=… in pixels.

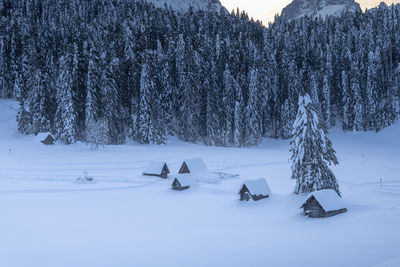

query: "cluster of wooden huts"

left=143, top=158, right=347, bottom=218
left=143, top=158, right=213, bottom=190
left=35, top=132, right=347, bottom=218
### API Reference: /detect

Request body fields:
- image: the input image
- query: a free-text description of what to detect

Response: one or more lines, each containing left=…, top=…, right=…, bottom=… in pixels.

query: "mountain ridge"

left=280, top=0, right=361, bottom=20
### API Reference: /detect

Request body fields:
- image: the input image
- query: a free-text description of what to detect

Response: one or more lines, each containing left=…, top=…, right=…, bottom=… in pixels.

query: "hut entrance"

left=241, top=191, right=251, bottom=201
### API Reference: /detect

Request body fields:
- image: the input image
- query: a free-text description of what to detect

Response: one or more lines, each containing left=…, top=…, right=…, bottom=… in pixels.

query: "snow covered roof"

left=181, top=158, right=209, bottom=174
left=174, top=174, right=197, bottom=187
left=242, top=178, right=271, bottom=196
left=302, top=189, right=346, bottom=212
left=33, top=132, right=54, bottom=143
left=143, top=161, right=169, bottom=175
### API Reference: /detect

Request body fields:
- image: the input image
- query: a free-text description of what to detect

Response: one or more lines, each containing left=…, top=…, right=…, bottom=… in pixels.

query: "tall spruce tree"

left=85, top=41, right=101, bottom=127
left=16, top=51, right=32, bottom=134
left=0, top=32, right=5, bottom=99
left=366, top=51, right=379, bottom=130
left=138, top=52, right=155, bottom=144
left=233, top=77, right=244, bottom=147
left=350, top=54, right=364, bottom=131
left=244, top=68, right=262, bottom=146
left=322, top=75, right=331, bottom=128
left=102, top=56, right=123, bottom=144
left=221, top=65, right=235, bottom=146
left=55, top=53, right=76, bottom=144
left=290, top=94, right=340, bottom=195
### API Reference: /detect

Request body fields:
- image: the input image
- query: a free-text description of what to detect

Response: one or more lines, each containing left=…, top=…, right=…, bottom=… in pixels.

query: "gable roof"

left=181, top=158, right=209, bottom=174
left=143, top=161, right=169, bottom=175
left=302, top=189, right=346, bottom=212
left=242, top=178, right=271, bottom=196
left=33, top=132, right=54, bottom=143
left=174, top=174, right=197, bottom=187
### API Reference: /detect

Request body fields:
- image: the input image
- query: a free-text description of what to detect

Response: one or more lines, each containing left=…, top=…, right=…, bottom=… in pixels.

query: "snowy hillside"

left=143, top=0, right=225, bottom=13
left=1, top=100, right=400, bottom=267
left=280, top=0, right=361, bottom=20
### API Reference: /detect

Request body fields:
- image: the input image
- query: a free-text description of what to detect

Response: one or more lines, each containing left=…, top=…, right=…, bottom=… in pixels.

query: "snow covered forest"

left=0, top=0, right=399, bottom=146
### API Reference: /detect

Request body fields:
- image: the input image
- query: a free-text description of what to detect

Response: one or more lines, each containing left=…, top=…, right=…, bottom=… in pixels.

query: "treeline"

left=0, top=0, right=399, bottom=146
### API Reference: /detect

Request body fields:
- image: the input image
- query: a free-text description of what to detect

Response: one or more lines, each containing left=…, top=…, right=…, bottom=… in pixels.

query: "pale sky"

left=219, top=0, right=400, bottom=24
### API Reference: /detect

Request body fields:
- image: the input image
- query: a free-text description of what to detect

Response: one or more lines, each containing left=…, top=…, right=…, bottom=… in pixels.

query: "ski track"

left=0, top=180, right=161, bottom=194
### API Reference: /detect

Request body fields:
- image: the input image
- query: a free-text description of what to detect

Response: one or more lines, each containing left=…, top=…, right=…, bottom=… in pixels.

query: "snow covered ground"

left=0, top=99, right=399, bottom=267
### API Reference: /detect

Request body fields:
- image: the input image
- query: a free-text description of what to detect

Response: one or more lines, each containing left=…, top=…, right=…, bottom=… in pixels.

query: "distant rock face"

left=143, top=0, right=225, bottom=13
left=280, top=0, right=361, bottom=20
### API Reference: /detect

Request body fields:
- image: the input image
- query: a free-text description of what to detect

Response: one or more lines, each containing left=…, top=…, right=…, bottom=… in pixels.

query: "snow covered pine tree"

left=290, top=94, right=341, bottom=196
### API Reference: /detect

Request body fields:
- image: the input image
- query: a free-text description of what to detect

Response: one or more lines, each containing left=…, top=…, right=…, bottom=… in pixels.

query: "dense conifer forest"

left=0, top=0, right=399, bottom=146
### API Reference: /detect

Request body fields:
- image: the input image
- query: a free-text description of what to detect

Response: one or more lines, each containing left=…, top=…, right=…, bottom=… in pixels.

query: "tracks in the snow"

left=0, top=179, right=162, bottom=194
left=342, top=179, right=400, bottom=197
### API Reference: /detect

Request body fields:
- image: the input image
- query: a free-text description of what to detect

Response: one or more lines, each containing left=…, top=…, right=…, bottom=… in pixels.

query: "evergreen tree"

left=29, top=64, right=50, bottom=134
left=321, top=75, right=331, bottom=128
left=86, top=119, right=109, bottom=150
left=280, top=99, right=293, bottom=138
left=55, top=53, right=76, bottom=144
left=154, top=41, right=170, bottom=144
left=392, top=64, right=400, bottom=117
left=206, top=61, right=221, bottom=146
left=85, top=41, right=102, bottom=141
left=341, top=70, right=351, bottom=131
left=138, top=53, right=154, bottom=144
left=71, top=42, right=87, bottom=141
left=233, top=79, right=244, bottom=147
left=102, top=56, right=123, bottom=144
left=16, top=52, right=32, bottom=134
left=244, top=69, right=262, bottom=146
left=350, top=57, right=363, bottom=131
left=309, top=72, right=320, bottom=111
left=366, top=51, right=379, bottom=130
left=0, top=32, right=5, bottom=99
left=178, top=47, right=201, bottom=143
left=290, top=94, right=340, bottom=195
left=221, top=65, right=235, bottom=146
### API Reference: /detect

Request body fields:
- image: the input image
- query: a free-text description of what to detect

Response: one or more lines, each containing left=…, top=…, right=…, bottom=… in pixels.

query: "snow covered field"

left=0, top=99, right=399, bottom=267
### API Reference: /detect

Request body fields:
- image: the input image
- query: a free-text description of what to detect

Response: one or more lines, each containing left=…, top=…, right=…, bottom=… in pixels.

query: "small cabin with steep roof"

left=301, top=189, right=347, bottom=218
left=179, top=158, right=208, bottom=174
left=178, top=158, right=219, bottom=184
left=34, top=132, right=55, bottom=145
left=171, top=174, right=197, bottom=191
left=143, top=161, right=170, bottom=179
left=239, top=178, right=271, bottom=201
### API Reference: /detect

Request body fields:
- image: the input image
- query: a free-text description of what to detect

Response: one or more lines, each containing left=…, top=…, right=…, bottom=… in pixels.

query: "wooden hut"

left=34, top=132, right=55, bottom=145
left=301, top=189, right=347, bottom=218
left=171, top=174, right=197, bottom=191
left=179, top=158, right=208, bottom=174
left=239, top=178, right=271, bottom=201
left=143, top=161, right=170, bottom=178
left=178, top=158, right=218, bottom=184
